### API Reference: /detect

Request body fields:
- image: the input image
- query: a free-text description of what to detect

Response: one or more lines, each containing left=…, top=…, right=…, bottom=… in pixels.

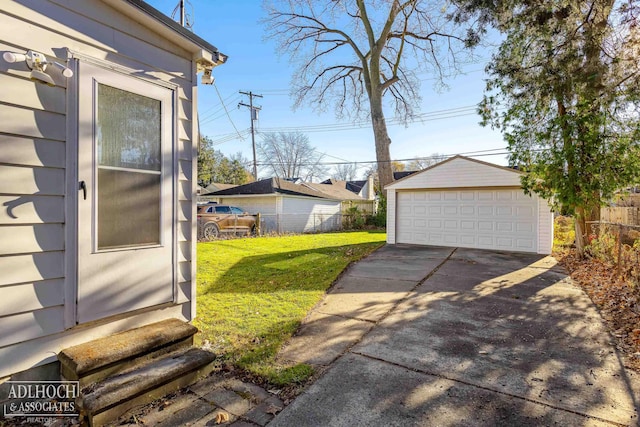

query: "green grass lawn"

left=195, top=231, right=386, bottom=385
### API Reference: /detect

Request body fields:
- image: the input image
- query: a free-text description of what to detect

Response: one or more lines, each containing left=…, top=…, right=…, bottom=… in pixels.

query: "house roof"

left=105, top=0, right=227, bottom=65
left=303, top=182, right=365, bottom=201
left=319, top=179, right=368, bottom=195
left=393, top=171, right=418, bottom=180
left=204, top=183, right=237, bottom=193
left=204, top=178, right=364, bottom=201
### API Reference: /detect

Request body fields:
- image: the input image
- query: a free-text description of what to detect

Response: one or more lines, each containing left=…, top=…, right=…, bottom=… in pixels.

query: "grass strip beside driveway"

left=195, top=231, right=386, bottom=386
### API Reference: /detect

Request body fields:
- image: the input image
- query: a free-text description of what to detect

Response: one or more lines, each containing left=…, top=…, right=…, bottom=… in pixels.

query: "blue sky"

left=146, top=0, right=509, bottom=178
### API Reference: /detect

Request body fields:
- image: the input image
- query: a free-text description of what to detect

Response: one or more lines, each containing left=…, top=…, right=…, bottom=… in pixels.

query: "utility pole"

left=239, top=91, right=262, bottom=181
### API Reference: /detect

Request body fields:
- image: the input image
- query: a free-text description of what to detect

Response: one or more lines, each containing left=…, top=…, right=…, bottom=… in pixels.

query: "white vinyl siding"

left=538, top=198, right=554, bottom=254
left=217, top=196, right=279, bottom=232
left=0, top=0, right=200, bottom=377
left=386, top=190, right=397, bottom=244
left=216, top=195, right=341, bottom=234
left=282, top=197, right=341, bottom=233
left=389, top=156, right=523, bottom=189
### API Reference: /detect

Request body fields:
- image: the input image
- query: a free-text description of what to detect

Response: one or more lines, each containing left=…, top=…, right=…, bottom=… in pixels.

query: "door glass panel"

left=97, top=84, right=162, bottom=249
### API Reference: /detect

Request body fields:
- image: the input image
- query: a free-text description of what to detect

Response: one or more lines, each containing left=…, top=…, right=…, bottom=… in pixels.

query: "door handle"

left=79, top=181, right=87, bottom=200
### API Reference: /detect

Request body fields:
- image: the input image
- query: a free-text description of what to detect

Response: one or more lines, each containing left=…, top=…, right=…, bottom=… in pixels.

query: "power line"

left=207, top=104, right=484, bottom=145
left=211, top=82, right=245, bottom=142
left=254, top=149, right=515, bottom=168
left=199, top=92, right=241, bottom=118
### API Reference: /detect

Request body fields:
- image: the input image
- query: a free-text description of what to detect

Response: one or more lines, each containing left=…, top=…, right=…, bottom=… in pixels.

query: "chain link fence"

left=587, top=221, right=640, bottom=286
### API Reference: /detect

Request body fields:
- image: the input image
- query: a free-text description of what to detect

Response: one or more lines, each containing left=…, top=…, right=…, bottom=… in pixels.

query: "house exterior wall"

left=0, top=0, right=199, bottom=377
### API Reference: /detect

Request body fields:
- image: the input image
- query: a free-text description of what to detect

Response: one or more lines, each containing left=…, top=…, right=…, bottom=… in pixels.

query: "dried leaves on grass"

left=558, top=249, right=640, bottom=372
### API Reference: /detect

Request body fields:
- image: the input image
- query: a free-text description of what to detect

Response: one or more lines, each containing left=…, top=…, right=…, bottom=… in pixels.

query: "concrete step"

left=79, top=347, right=216, bottom=427
left=58, top=318, right=197, bottom=386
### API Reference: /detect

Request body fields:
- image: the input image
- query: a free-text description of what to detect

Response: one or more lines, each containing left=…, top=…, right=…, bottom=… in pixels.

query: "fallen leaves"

left=214, top=411, right=230, bottom=424
left=558, top=249, right=640, bottom=371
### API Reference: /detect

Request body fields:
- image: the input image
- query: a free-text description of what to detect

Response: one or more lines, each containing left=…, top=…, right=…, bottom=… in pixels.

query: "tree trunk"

left=575, top=203, right=601, bottom=257
left=574, top=206, right=587, bottom=256
left=370, top=93, right=393, bottom=191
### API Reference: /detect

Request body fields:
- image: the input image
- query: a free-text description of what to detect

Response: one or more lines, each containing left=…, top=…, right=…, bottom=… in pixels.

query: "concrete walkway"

left=271, top=245, right=640, bottom=426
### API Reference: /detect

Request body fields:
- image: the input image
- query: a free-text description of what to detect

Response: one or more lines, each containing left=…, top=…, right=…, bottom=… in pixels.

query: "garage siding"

left=281, top=197, right=341, bottom=233
left=388, top=156, right=522, bottom=189
left=386, top=190, right=397, bottom=244
left=537, top=198, right=554, bottom=254
left=217, top=196, right=279, bottom=232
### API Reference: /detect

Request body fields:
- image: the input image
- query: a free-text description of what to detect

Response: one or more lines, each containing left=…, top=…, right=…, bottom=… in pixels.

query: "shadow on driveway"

left=272, top=245, right=640, bottom=426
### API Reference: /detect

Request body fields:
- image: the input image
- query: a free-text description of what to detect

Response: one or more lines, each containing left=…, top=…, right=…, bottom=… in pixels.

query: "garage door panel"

left=443, top=206, right=458, bottom=215
left=496, top=237, right=515, bottom=248
left=478, top=236, right=494, bottom=246
left=397, top=189, right=538, bottom=253
left=427, top=219, right=442, bottom=229
left=444, top=220, right=457, bottom=229
left=496, top=222, right=513, bottom=232
left=443, top=234, right=458, bottom=244
left=478, top=206, right=493, bottom=216
left=496, top=206, right=514, bottom=216
left=460, top=206, right=475, bottom=216
left=460, top=235, right=475, bottom=245
left=412, top=206, right=425, bottom=215
left=516, top=206, right=535, bottom=217
left=497, top=191, right=514, bottom=201
left=517, top=223, right=534, bottom=233
left=517, top=239, right=535, bottom=250
left=428, top=206, right=441, bottom=215
left=478, top=221, right=493, bottom=231
left=460, top=221, right=475, bottom=230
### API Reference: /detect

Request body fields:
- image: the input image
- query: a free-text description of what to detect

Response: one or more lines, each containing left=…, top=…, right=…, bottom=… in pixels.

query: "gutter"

left=103, top=0, right=228, bottom=68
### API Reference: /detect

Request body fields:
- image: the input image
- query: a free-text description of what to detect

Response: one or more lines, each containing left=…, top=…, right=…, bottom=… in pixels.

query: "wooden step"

left=58, top=318, right=197, bottom=386
left=79, top=347, right=216, bottom=427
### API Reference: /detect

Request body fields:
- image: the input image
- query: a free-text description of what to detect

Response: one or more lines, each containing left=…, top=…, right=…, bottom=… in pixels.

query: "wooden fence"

left=601, top=207, right=640, bottom=226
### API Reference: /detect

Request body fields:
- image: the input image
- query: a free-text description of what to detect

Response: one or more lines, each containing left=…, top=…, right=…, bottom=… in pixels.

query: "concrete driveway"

left=271, top=245, right=640, bottom=426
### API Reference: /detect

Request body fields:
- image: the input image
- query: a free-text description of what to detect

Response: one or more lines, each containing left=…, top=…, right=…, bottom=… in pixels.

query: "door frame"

left=64, top=53, right=180, bottom=328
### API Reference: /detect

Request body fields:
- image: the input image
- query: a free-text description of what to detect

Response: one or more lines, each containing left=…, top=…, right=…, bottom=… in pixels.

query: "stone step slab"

left=58, top=318, right=197, bottom=385
left=80, top=347, right=216, bottom=426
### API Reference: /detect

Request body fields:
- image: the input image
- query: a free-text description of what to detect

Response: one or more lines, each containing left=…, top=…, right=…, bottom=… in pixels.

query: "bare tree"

left=332, top=162, right=359, bottom=181
left=405, top=152, right=446, bottom=170
left=257, top=131, right=328, bottom=181
left=264, top=0, right=480, bottom=189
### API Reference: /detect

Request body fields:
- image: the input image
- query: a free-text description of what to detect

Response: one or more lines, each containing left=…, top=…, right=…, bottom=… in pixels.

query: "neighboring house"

left=386, top=156, right=553, bottom=254
left=197, top=182, right=237, bottom=203
left=204, top=177, right=366, bottom=233
left=0, top=0, right=225, bottom=379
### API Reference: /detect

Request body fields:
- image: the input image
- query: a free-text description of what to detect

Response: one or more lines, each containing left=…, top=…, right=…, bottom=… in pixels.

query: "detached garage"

left=386, top=156, right=553, bottom=254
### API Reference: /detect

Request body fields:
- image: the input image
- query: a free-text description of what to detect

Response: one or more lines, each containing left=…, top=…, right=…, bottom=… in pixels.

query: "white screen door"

left=77, top=61, right=175, bottom=323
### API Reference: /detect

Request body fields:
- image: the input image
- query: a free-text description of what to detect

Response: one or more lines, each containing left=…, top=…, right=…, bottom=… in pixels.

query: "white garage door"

left=396, top=189, right=538, bottom=252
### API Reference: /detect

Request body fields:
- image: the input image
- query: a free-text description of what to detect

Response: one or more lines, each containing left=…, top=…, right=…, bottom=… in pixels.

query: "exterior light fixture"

left=2, top=50, right=73, bottom=86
